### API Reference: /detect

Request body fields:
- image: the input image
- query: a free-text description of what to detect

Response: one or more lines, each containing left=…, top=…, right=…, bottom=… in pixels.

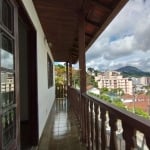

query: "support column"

left=66, top=62, right=69, bottom=86
left=66, top=62, right=69, bottom=98
left=69, top=62, right=72, bottom=86
left=78, top=12, right=86, bottom=144
left=79, top=13, right=86, bottom=93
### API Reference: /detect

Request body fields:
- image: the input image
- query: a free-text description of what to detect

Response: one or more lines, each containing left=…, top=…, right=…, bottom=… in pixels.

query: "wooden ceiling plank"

left=36, top=7, right=77, bottom=16
left=38, top=10, right=77, bottom=18
left=39, top=19, right=77, bottom=30
left=85, top=32, right=93, bottom=38
left=86, top=0, right=128, bottom=50
left=90, top=0, right=112, bottom=13
left=40, top=16, right=77, bottom=24
left=34, top=0, right=81, bottom=11
left=85, top=18, right=100, bottom=27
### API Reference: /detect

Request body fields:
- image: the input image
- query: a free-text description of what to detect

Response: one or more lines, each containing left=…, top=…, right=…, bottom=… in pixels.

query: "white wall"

left=21, top=0, right=55, bottom=138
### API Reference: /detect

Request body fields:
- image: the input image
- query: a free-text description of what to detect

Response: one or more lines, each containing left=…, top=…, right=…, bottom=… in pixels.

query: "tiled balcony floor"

left=38, top=98, right=86, bottom=150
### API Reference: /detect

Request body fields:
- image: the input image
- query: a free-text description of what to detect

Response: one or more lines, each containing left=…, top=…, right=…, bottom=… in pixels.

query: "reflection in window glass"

left=0, top=34, right=13, bottom=69
left=1, top=49, right=13, bottom=69
left=0, top=72, right=15, bottom=108
left=2, top=108, right=16, bottom=149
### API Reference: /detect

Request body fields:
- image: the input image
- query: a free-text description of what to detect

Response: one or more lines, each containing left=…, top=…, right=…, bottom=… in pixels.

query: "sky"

left=85, top=0, right=150, bottom=72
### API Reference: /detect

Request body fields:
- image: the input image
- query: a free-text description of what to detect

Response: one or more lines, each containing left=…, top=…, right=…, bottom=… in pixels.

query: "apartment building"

left=139, top=77, right=150, bottom=86
left=132, top=76, right=150, bottom=86
left=96, top=71, right=133, bottom=94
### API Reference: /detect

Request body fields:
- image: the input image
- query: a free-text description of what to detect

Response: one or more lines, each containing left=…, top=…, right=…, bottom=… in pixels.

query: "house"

left=121, top=94, right=134, bottom=102
left=1, top=0, right=150, bottom=150
left=87, top=86, right=100, bottom=95
left=122, top=94, right=150, bottom=113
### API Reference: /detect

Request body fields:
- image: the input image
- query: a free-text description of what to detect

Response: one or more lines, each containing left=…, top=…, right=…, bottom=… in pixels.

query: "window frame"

left=0, top=0, right=18, bottom=149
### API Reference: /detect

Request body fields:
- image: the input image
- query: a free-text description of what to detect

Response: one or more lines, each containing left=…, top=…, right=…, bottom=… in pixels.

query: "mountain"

left=116, top=66, right=150, bottom=77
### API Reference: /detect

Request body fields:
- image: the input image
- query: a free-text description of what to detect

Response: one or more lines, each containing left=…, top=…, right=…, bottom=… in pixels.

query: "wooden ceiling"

left=33, top=0, right=127, bottom=64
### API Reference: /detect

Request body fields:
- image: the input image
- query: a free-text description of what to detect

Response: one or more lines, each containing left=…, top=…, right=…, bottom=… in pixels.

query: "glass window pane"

left=0, top=71, right=16, bottom=149
left=0, top=71, right=15, bottom=108
left=1, top=34, right=14, bottom=69
left=2, top=108, right=16, bottom=149
left=2, top=0, right=14, bottom=32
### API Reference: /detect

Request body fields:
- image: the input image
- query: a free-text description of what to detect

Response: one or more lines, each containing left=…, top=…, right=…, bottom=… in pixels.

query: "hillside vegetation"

left=116, top=66, right=150, bottom=77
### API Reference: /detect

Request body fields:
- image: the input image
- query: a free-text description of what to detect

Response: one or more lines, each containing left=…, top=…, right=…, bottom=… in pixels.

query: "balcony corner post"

left=66, top=62, right=69, bottom=99
left=78, top=12, right=86, bottom=94
left=78, top=10, right=86, bottom=144
left=69, top=62, right=72, bottom=86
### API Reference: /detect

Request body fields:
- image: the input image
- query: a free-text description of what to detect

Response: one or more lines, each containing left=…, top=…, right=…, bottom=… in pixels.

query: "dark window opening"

left=1, top=0, right=14, bottom=33
left=47, top=54, right=53, bottom=88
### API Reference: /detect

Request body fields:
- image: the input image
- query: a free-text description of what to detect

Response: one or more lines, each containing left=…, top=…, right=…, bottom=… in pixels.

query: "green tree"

left=100, top=94, right=112, bottom=103
left=134, top=108, right=149, bottom=119
left=100, top=87, right=109, bottom=94
left=72, top=69, right=80, bottom=87
left=86, top=74, right=98, bottom=87
left=112, top=99, right=126, bottom=109
left=94, top=70, right=99, bottom=76
left=55, top=64, right=66, bottom=85
left=87, top=67, right=94, bottom=73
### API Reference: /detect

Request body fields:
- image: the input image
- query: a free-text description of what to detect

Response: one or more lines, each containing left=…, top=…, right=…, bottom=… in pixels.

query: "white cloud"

left=86, top=0, right=150, bottom=72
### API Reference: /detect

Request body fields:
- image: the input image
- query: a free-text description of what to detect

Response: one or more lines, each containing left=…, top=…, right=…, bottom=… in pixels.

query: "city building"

left=132, top=76, right=150, bottom=86
left=96, top=71, right=133, bottom=94
left=140, top=77, right=148, bottom=86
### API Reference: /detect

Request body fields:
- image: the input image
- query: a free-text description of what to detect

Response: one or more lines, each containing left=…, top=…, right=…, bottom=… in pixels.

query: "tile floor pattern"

left=38, top=98, right=86, bottom=150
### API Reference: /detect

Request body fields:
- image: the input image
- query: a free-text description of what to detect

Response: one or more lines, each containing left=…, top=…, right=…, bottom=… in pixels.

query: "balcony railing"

left=56, top=84, right=67, bottom=98
left=68, top=87, right=150, bottom=150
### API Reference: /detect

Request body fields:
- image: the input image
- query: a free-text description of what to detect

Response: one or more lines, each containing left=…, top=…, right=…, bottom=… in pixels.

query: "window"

left=0, top=0, right=17, bottom=149
left=47, top=54, right=53, bottom=88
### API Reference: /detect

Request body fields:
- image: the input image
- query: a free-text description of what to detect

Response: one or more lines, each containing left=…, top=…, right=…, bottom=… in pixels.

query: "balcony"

left=38, top=97, right=86, bottom=150
left=38, top=85, right=150, bottom=150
